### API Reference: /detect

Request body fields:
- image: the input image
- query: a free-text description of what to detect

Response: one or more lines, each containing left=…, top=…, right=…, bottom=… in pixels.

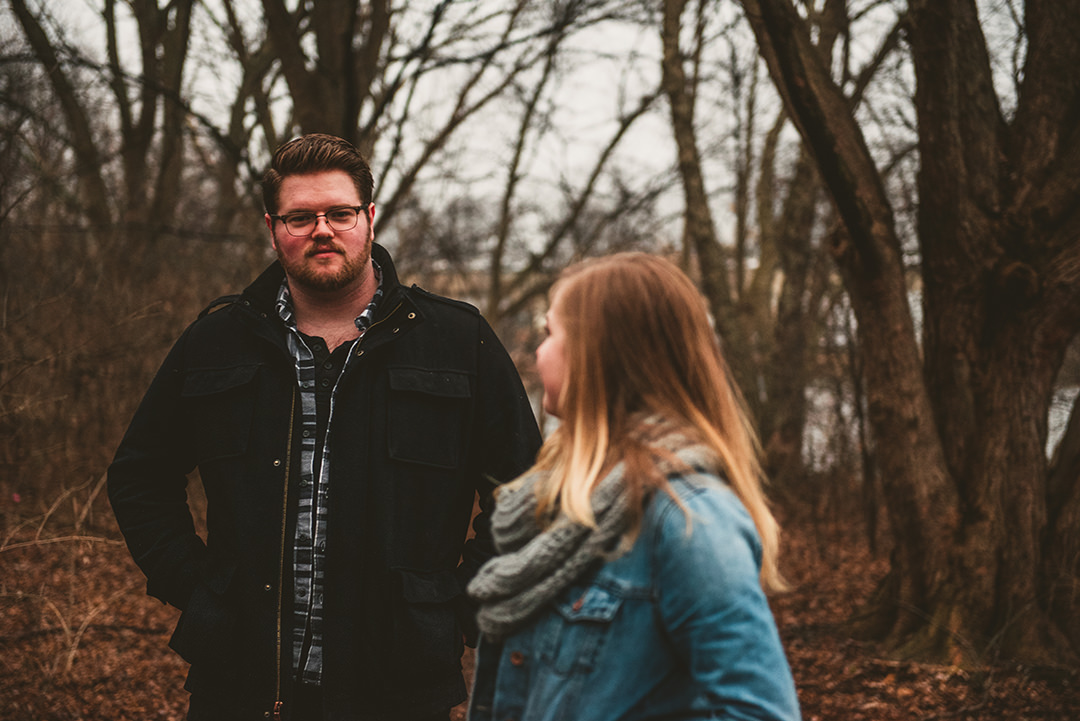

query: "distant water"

left=1049, top=386, right=1079, bottom=458
left=801, top=384, right=1079, bottom=469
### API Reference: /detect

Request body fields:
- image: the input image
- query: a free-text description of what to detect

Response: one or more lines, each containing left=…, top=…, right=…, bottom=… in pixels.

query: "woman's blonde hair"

left=532, top=252, right=784, bottom=591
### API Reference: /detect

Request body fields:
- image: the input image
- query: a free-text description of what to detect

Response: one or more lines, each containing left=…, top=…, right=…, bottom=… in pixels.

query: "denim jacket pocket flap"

left=388, top=367, right=471, bottom=398
left=180, top=364, right=260, bottom=397
left=555, top=585, right=623, bottom=623
left=397, top=568, right=461, bottom=604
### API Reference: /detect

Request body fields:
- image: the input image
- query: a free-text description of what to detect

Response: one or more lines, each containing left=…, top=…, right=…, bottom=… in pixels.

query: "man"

left=108, top=134, right=542, bottom=720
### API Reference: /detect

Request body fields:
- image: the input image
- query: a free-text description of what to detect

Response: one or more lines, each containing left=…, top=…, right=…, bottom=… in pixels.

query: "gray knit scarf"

left=467, top=420, right=718, bottom=641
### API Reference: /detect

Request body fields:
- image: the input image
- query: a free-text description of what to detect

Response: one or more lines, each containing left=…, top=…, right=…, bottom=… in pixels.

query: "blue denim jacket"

left=468, top=473, right=802, bottom=721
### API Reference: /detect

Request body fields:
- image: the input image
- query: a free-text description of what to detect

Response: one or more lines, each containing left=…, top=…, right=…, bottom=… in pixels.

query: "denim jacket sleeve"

left=652, top=478, right=802, bottom=721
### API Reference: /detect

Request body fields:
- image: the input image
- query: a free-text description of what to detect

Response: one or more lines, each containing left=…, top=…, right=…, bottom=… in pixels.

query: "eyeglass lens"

left=283, top=208, right=360, bottom=235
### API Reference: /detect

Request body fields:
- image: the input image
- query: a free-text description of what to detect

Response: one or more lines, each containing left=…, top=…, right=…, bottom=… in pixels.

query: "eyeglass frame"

left=269, top=205, right=368, bottom=237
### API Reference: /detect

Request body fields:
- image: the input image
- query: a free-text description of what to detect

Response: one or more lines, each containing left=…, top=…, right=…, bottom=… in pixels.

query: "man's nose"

left=311, top=215, right=334, bottom=235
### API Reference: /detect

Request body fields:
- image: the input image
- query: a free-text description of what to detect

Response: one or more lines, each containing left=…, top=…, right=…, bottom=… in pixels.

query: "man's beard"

left=278, top=241, right=370, bottom=293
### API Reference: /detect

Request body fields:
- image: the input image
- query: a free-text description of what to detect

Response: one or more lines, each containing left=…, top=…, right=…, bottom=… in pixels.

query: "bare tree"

left=9, top=0, right=115, bottom=242
left=660, top=0, right=858, bottom=487
left=741, top=0, right=1080, bottom=664
left=384, top=2, right=669, bottom=334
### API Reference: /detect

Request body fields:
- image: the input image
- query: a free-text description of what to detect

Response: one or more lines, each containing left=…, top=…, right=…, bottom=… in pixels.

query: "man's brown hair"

left=261, top=133, right=374, bottom=214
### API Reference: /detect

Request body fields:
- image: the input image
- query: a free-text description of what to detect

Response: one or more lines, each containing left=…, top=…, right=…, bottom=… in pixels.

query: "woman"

left=467, top=253, right=801, bottom=721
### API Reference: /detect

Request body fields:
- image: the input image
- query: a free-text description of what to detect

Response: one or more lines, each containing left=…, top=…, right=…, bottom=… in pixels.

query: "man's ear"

left=265, top=214, right=278, bottom=249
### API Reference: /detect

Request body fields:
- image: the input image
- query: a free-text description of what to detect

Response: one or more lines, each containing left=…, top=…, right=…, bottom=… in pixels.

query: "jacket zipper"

left=273, top=389, right=297, bottom=721
left=268, top=302, right=401, bottom=718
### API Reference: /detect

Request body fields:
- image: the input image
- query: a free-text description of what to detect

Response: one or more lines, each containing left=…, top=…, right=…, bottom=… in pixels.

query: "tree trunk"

left=906, top=0, right=1080, bottom=663
left=660, top=0, right=734, bottom=328
left=741, top=0, right=956, bottom=660
left=761, top=146, right=822, bottom=487
left=261, top=0, right=376, bottom=141
left=10, top=0, right=114, bottom=239
left=741, top=0, right=1080, bottom=664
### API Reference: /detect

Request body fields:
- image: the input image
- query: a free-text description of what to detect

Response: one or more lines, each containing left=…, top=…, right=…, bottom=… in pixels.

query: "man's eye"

left=328, top=210, right=355, bottom=222
left=287, top=213, right=316, bottom=225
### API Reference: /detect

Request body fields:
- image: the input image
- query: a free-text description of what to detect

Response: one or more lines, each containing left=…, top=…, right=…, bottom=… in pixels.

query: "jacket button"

left=273, top=459, right=281, bottom=467
left=407, top=312, right=416, bottom=319
left=263, top=584, right=272, bottom=592
left=392, top=327, right=400, bottom=333
left=356, top=349, right=364, bottom=357
left=572, top=597, right=584, bottom=611
left=510, top=651, right=526, bottom=667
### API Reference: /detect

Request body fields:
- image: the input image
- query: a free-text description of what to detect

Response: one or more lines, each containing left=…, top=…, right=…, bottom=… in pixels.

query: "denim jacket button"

left=572, top=597, right=584, bottom=612
left=510, top=651, right=526, bottom=667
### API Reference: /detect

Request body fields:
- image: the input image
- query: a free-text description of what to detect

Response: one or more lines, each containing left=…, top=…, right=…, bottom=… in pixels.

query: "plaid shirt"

left=275, top=264, right=384, bottom=685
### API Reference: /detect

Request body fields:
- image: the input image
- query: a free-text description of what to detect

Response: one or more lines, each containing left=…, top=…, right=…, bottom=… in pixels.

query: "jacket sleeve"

left=455, top=317, right=542, bottom=642
left=653, top=481, right=802, bottom=721
left=107, top=328, right=207, bottom=610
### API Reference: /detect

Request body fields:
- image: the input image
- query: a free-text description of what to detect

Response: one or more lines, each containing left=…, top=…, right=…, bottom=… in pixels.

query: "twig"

left=62, top=581, right=139, bottom=673
left=0, top=535, right=124, bottom=553
left=73, top=472, right=108, bottom=534
left=0, top=622, right=169, bottom=643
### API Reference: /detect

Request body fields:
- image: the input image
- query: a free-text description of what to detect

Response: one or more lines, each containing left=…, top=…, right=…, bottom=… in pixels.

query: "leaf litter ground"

left=1, top=510, right=1077, bottom=720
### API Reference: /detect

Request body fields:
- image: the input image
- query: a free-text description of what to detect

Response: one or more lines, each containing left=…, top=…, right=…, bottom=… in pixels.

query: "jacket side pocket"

left=389, top=568, right=464, bottom=683
left=168, top=561, right=239, bottom=668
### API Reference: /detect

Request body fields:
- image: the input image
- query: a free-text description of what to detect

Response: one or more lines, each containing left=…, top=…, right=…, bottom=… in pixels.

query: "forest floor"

left=1, top=501, right=1078, bottom=721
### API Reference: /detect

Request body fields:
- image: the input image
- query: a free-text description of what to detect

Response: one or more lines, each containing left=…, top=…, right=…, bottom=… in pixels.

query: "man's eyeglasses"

left=270, top=206, right=366, bottom=236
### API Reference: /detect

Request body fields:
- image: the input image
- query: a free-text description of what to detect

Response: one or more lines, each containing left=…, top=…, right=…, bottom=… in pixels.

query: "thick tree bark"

left=908, top=0, right=1080, bottom=662
left=741, top=0, right=1080, bottom=664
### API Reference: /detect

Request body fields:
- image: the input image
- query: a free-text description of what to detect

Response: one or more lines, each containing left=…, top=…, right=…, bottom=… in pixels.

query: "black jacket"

left=107, top=244, right=542, bottom=720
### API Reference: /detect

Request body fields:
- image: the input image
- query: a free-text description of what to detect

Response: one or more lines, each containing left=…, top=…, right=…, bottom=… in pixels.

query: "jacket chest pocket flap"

left=387, top=367, right=472, bottom=469
left=180, top=364, right=260, bottom=464
left=540, top=584, right=624, bottom=676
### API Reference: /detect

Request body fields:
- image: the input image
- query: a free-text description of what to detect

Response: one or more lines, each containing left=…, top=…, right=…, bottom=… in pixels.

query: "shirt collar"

left=275, top=261, right=384, bottom=333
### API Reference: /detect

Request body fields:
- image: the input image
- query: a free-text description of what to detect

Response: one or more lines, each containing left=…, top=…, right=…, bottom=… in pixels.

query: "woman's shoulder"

left=645, top=469, right=763, bottom=563
left=650, top=466, right=744, bottom=520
